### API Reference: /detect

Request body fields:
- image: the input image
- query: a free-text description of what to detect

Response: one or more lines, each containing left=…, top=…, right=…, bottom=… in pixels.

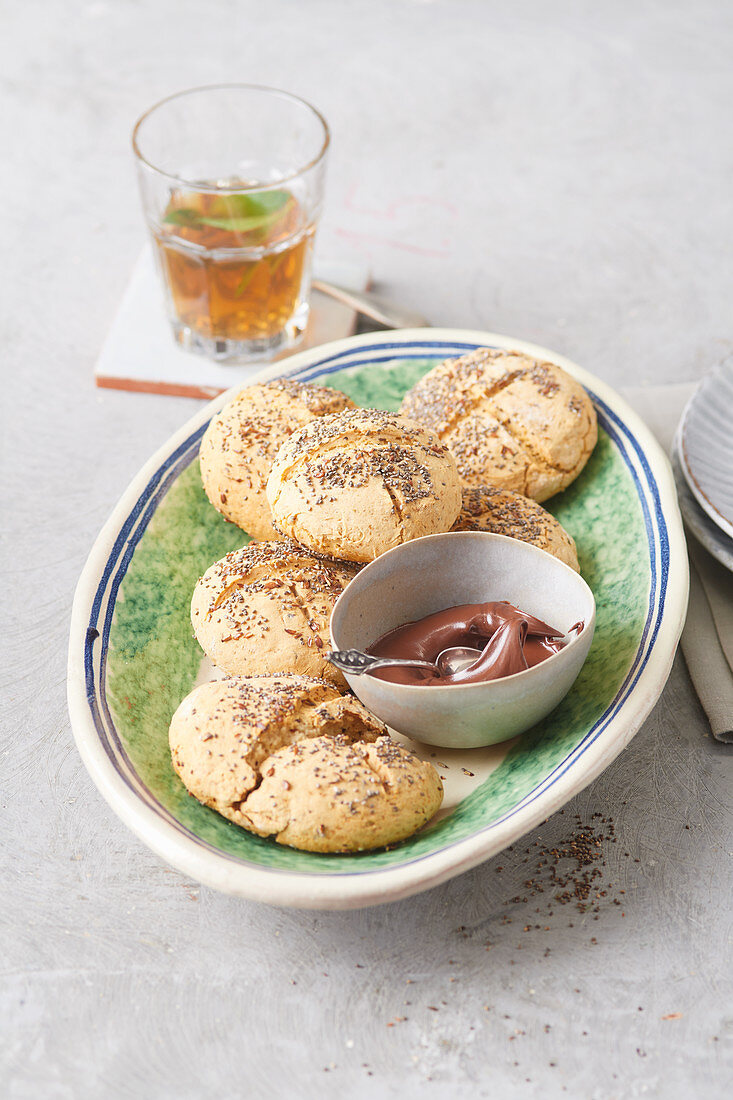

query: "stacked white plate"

left=674, top=361, right=733, bottom=571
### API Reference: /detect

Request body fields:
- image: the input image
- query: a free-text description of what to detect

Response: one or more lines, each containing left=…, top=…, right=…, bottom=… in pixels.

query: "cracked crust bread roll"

left=169, top=675, right=443, bottom=852
left=242, top=734, right=444, bottom=853
left=199, top=378, right=356, bottom=541
left=265, top=408, right=463, bottom=563
left=400, top=348, right=597, bottom=502
left=191, top=540, right=359, bottom=687
left=453, top=485, right=580, bottom=572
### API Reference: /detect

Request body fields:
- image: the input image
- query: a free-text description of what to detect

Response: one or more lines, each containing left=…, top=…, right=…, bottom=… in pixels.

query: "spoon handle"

left=327, top=649, right=438, bottom=676
left=312, top=280, right=430, bottom=330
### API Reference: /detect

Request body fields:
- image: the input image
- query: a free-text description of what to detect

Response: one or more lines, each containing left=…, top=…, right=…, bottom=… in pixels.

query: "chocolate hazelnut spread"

left=368, top=602, right=580, bottom=686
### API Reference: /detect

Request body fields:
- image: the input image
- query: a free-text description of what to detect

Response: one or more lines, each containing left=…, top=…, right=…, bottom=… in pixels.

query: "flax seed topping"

left=266, top=409, right=463, bottom=563
left=199, top=379, right=356, bottom=541
left=168, top=675, right=443, bottom=852
left=191, top=540, right=360, bottom=688
left=400, top=349, right=597, bottom=503
left=452, top=485, right=580, bottom=571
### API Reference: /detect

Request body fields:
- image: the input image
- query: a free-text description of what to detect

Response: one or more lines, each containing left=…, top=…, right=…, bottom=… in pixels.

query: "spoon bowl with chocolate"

left=330, top=532, right=596, bottom=749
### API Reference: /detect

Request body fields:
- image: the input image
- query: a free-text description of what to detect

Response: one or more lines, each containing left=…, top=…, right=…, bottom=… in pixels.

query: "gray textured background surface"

left=2, top=1, right=732, bottom=1097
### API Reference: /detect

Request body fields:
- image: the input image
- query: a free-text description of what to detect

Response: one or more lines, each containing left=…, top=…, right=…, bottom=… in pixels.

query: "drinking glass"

left=132, top=84, right=329, bottom=363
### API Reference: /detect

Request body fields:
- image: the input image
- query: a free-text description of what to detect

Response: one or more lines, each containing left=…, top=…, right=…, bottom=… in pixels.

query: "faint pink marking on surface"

left=342, top=183, right=459, bottom=219
left=334, top=227, right=452, bottom=258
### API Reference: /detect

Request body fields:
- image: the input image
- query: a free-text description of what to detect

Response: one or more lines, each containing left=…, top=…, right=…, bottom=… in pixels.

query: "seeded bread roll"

left=169, top=675, right=443, bottom=852
left=266, top=409, right=463, bottom=563
left=453, top=485, right=580, bottom=572
left=191, top=540, right=359, bottom=687
left=400, top=349, right=597, bottom=502
left=242, top=734, right=444, bottom=853
left=199, top=378, right=356, bottom=541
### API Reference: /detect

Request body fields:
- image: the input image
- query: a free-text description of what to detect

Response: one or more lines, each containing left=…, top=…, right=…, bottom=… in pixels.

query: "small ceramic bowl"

left=330, top=532, right=596, bottom=749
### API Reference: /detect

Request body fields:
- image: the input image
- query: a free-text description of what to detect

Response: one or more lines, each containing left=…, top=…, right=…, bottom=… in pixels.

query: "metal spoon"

left=312, top=280, right=430, bottom=329
left=327, top=646, right=486, bottom=679
left=435, top=646, right=484, bottom=677
left=327, top=649, right=438, bottom=676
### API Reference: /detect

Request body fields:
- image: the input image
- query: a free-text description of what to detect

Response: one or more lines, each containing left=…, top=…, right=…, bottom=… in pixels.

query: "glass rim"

left=131, top=82, right=330, bottom=191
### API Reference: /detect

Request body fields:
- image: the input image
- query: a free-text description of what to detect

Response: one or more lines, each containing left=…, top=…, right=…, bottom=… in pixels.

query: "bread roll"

left=199, top=378, right=356, bottom=540
left=453, top=485, right=580, bottom=571
left=242, top=734, right=444, bottom=853
left=191, top=540, right=359, bottom=687
left=266, top=408, right=462, bottom=562
left=400, top=348, right=597, bottom=502
left=169, top=675, right=443, bottom=852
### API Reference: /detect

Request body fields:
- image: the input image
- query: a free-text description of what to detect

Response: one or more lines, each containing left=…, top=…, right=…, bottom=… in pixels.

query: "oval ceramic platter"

left=68, top=329, right=688, bottom=909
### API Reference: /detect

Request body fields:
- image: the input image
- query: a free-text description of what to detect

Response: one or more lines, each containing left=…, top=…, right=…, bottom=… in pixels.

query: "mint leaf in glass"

left=163, top=207, right=203, bottom=228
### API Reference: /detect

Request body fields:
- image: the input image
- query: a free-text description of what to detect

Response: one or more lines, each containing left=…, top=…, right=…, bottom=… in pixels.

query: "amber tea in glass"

left=133, top=85, right=329, bottom=363
left=156, top=185, right=314, bottom=344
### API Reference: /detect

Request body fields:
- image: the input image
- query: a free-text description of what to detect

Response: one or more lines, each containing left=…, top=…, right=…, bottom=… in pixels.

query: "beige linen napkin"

left=621, top=384, right=733, bottom=742
left=683, top=537, right=733, bottom=742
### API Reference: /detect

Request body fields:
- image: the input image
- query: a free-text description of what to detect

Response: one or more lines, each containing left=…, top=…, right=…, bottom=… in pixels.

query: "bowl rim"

left=329, top=530, right=597, bottom=692
left=67, top=326, right=689, bottom=909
